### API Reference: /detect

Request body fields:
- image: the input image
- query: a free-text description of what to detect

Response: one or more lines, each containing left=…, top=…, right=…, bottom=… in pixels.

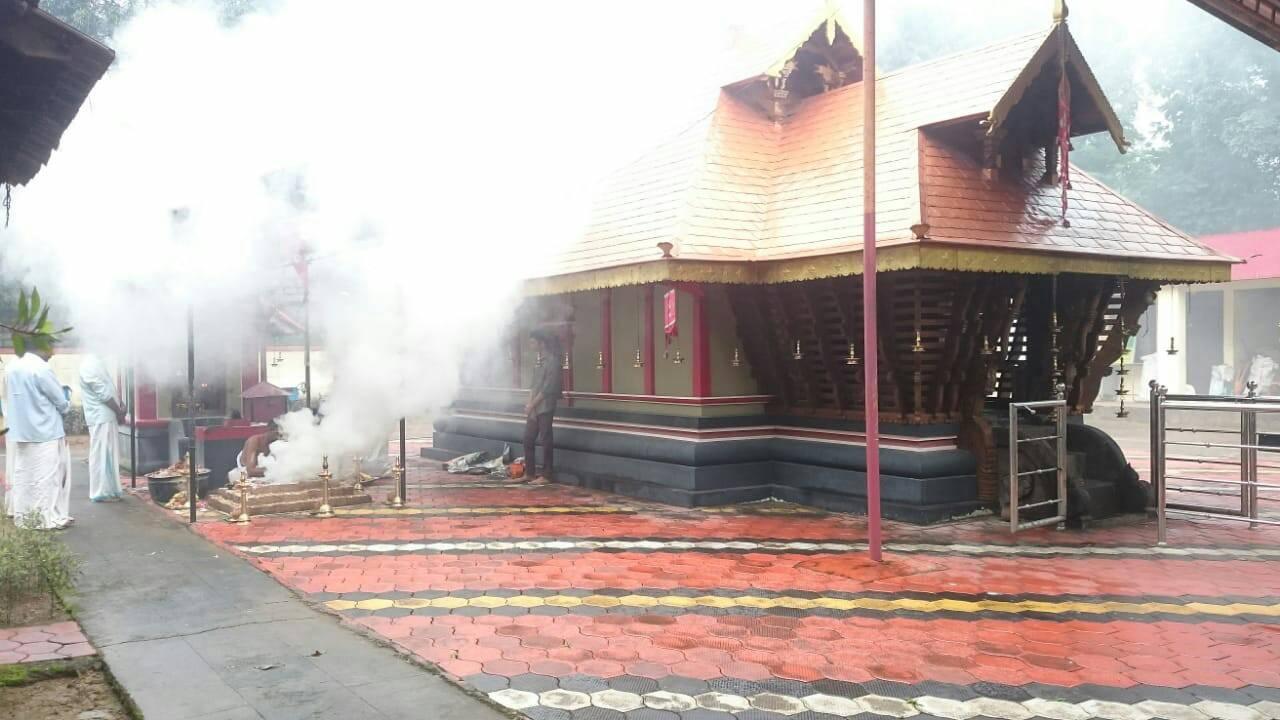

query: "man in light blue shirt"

left=6, top=347, right=73, bottom=529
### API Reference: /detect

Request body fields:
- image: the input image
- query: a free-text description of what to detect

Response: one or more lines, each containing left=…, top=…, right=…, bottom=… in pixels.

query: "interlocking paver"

left=0, top=621, right=97, bottom=665
left=180, top=465, right=1280, bottom=720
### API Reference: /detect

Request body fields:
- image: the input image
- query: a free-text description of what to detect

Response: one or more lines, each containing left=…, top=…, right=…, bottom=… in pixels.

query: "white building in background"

left=1133, top=228, right=1280, bottom=396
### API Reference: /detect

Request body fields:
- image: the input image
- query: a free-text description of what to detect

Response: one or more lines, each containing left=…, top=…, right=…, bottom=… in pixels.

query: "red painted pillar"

left=135, top=380, right=158, bottom=420
left=241, top=345, right=260, bottom=394
left=601, top=289, right=613, bottom=393
left=511, top=334, right=522, bottom=389
left=643, top=285, right=656, bottom=395
left=690, top=286, right=711, bottom=397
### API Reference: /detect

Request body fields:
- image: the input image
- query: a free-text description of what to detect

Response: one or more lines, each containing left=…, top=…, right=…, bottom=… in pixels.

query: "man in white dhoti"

left=5, top=348, right=72, bottom=529
left=79, top=354, right=126, bottom=502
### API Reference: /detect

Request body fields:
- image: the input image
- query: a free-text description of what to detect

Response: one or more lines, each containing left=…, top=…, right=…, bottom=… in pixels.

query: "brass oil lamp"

left=312, top=455, right=335, bottom=518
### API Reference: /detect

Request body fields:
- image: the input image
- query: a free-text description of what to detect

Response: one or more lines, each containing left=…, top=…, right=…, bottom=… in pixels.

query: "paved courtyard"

left=178, top=445, right=1280, bottom=720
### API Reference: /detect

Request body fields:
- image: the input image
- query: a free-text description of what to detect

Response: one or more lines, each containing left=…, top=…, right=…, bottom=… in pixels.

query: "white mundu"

left=6, top=352, right=71, bottom=529
left=79, top=354, right=124, bottom=501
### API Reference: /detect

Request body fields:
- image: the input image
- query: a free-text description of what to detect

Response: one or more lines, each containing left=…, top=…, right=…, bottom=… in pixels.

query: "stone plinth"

left=206, top=479, right=371, bottom=516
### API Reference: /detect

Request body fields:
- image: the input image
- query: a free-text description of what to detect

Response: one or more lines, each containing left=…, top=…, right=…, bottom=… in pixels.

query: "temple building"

left=436, top=8, right=1237, bottom=522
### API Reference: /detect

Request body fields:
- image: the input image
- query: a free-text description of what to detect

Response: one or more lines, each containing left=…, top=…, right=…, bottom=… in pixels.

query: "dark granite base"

left=428, top=416, right=984, bottom=524
left=117, top=423, right=172, bottom=474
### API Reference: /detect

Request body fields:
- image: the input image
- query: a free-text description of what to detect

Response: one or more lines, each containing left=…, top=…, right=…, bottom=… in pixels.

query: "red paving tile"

left=0, top=621, right=97, bottom=665
left=254, top=551, right=1280, bottom=597
left=174, top=466, right=1280, bottom=715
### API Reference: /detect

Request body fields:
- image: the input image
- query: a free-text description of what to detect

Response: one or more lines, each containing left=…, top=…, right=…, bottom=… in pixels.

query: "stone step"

left=206, top=480, right=372, bottom=517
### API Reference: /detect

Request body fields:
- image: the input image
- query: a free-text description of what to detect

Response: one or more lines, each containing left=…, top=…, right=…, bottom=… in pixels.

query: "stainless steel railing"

left=1150, top=381, right=1280, bottom=544
left=1008, top=394, right=1068, bottom=533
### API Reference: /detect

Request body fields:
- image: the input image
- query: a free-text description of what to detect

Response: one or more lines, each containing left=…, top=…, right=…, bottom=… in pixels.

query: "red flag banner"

left=1057, top=61, right=1071, bottom=225
left=663, top=289, right=678, bottom=344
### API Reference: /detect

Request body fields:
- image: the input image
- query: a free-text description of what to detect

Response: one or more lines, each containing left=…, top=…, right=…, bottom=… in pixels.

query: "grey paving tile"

left=100, top=637, right=248, bottom=720
left=351, top=676, right=504, bottom=719
left=58, top=464, right=502, bottom=720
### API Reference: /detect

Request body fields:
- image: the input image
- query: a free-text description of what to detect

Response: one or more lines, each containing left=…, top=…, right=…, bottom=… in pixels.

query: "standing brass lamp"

left=227, top=470, right=251, bottom=524
left=387, top=457, right=405, bottom=509
left=312, top=455, right=335, bottom=518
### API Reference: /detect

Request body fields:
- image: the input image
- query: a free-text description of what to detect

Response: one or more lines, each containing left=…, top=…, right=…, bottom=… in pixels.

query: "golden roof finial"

left=1053, top=0, right=1069, bottom=24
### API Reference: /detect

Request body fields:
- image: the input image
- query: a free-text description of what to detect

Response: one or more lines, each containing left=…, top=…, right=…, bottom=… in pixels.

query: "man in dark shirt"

left=523, top=329, right=562, bottom=482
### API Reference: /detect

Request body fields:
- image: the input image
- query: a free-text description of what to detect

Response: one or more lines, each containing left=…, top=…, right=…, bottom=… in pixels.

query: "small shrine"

left=433, top=5, right=1233, bottom=523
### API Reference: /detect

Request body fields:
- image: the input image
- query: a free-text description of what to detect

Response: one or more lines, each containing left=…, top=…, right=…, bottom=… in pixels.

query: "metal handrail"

left=1151, top=381, right=1267, bottom=544
left=1008, top=392, right=1067, bottom=534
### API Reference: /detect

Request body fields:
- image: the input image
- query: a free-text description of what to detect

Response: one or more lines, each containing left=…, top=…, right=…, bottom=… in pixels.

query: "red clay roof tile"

left=544, top=24, right=1230, bottom=280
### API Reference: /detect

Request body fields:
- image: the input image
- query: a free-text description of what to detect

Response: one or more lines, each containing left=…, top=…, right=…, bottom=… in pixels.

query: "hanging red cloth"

left=1057, top=32, right=1072, bottom=226
left=663, top=289, right=678, bottom=348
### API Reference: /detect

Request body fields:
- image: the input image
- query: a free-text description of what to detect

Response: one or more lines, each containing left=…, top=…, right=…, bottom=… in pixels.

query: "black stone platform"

left=429, top=408, right=983, bottom=524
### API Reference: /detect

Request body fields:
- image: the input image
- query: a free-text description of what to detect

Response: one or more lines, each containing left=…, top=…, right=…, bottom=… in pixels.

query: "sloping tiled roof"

left=0, top=4, right=115, bottom=186
left=1199, top=228, right=1280, bottom=280
left=537, top=24, right=1231, bottom=290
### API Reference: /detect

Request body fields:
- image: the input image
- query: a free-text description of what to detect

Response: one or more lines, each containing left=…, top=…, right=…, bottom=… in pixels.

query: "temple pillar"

left=1156, top=284, right=1189, bottom=393
left=135, top=379, right=157, bottom=420
left=643, top=285, right=656, bottom=395
left=1222, top=286, right=1236, bottom=373
left=241, top=346, right=260, bottom=394
left=689, top=285, right=711, bottom=397
left=601, top=289, right=613, bottom=393
left=511, top=334, right=521, bottom=389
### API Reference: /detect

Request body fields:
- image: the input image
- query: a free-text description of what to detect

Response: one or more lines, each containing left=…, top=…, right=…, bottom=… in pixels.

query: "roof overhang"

left=0, top=2, right=115, bottom=185
left=1187, top=0, right=1280, bottom=50
left=985, top=25, right=1128, bottom=153
left=522, top=244, right=1230, bottom=296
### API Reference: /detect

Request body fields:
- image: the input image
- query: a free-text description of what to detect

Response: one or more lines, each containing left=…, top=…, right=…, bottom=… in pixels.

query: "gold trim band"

left=524, top=245, right=1230, bottom=296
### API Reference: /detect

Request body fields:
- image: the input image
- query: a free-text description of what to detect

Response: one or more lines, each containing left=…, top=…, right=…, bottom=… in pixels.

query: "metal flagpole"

left=128, top=363, right=137, bottom=489
left=302, top=252, right=312, bottom=412
left=187, top=305, right=197, bottom=524
left=862, top=0, right=882, bottom=562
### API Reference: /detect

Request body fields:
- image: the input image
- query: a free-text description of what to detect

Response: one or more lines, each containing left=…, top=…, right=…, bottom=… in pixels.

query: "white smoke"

left=2, top=0, right=829, bottom=482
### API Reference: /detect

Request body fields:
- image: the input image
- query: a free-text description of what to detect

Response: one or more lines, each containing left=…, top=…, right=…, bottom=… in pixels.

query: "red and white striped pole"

left=862, top=0, right=883, bottom=562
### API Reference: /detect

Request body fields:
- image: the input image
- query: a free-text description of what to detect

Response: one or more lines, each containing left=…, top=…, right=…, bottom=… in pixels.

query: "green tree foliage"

left=3, top=287, right=73, bottom=356
left=38, top=0, right=148, bottom=43
left=1072, top=20, right=1280, bottom=235
left=880, top=1, right=1280, bottom=237
left=40, top=0, right=261, bottom=43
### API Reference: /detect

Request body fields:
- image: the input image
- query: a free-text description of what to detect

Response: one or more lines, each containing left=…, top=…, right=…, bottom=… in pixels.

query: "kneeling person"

left=228, top=421, right=281, bottom=486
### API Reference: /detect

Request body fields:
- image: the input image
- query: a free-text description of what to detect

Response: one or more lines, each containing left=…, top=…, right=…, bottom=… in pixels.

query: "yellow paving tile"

left=321, top=593, right=1280, bottom=619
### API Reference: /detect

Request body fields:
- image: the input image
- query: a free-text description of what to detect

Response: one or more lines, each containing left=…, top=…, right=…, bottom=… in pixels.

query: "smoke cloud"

left=2, top=0, right=832, bottom=481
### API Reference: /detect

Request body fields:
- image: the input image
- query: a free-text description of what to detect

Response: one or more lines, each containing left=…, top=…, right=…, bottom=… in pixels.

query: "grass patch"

left=0, top=660, right=79, bottom=688
left=0, top=514, right=82, bottom=626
